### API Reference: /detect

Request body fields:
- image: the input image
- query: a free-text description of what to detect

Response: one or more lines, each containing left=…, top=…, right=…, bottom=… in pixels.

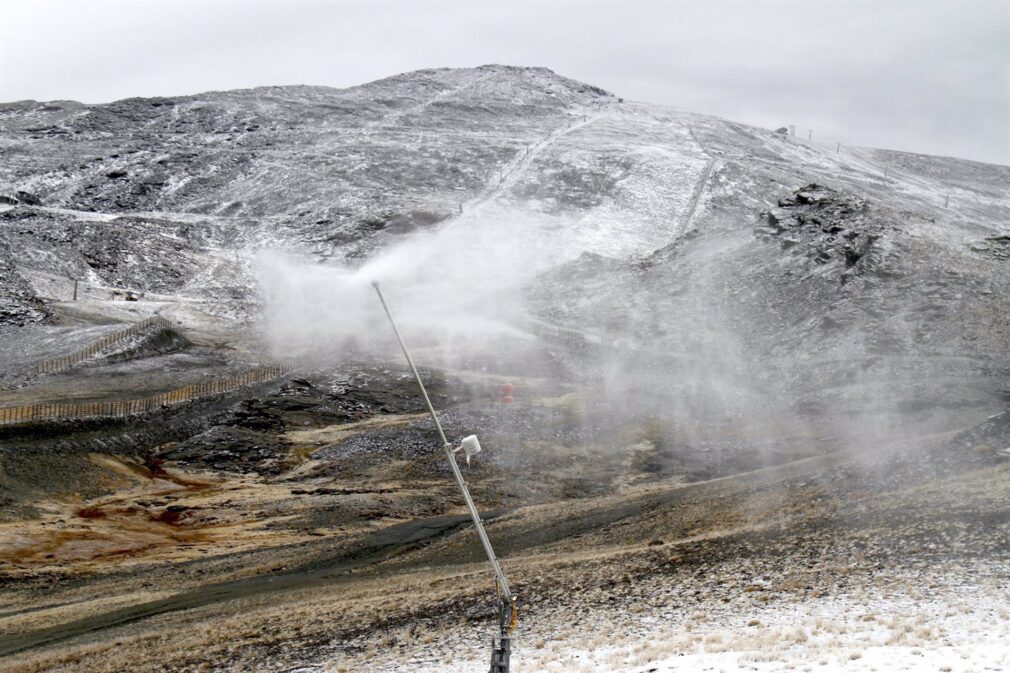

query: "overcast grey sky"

left=2, top=0, right=1008, bottom=164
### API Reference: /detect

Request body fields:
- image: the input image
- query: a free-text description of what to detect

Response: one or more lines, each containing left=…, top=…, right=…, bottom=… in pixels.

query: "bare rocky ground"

left=2, top=393, right=1008, bottom=672
left=1, top=66, right=1009, bottom=672
left=1, top=335, right=1007, bottom=672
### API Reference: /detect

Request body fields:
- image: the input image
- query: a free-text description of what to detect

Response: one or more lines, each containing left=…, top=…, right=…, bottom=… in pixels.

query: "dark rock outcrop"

left=758, top=184, right=886, bottom=283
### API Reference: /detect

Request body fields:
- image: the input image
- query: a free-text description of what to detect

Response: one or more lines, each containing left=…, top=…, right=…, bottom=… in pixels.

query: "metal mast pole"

left=371, top=282, right=516, bottom=671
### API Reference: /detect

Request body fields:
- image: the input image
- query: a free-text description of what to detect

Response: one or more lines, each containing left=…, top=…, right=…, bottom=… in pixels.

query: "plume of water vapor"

left=256, top=207, right=604, bottom=362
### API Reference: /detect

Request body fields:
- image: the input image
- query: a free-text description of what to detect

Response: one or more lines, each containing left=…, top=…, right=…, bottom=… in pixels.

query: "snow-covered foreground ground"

left=561, top=588, right=1009, bottom=673
left=316, top=561, right=1008, bottom=673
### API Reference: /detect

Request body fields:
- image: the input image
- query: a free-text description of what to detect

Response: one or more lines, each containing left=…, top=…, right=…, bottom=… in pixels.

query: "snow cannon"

left=456, top=434, right=482, bottom=466
left=372, top=282, right=518, bottom=673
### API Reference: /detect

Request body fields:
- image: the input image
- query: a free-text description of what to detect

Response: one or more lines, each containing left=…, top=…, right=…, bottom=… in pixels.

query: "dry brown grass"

left=4, top=442, right=1009, bottom=672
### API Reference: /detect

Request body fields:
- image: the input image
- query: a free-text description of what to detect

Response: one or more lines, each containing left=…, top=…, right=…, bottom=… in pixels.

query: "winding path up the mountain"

left=463, top=107, right=606, bottom=217
left=360, top=73, right=493, bottom=138
left=682, top=156, right=717, bottom=229
left=683, top=124, right=719, bottom=230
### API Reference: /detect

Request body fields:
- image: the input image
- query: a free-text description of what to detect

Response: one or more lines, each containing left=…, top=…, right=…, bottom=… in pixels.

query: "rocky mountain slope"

left=2, top=62, right=1008, bottom=464
left=2, top=65, right=1010, bottom=673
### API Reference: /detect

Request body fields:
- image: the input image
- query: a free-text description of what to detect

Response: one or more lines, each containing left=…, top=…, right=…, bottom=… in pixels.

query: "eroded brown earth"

left=1, top=349, right=1007, bottom=673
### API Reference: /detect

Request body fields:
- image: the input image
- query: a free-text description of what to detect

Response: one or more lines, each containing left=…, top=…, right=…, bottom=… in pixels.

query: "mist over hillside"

left=3, top=64, right=1007, bottom=441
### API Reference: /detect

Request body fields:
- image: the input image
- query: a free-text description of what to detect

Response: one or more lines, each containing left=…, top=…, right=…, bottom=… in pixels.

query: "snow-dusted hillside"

left=3, top=65, right=1010, bottom=673
left=1, top=64, right=1008, bottom=433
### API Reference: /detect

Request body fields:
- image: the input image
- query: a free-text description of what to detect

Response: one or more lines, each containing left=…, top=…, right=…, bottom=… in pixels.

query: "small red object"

left=497, top=383, right=514, bottom=403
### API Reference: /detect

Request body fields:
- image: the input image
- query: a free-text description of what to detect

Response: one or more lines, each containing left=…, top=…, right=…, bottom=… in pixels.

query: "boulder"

left=0, top=191, right=42, bottom=206
left=765, top=208, right=789, bottom=231
left=795, top=189, right=826, bottom=205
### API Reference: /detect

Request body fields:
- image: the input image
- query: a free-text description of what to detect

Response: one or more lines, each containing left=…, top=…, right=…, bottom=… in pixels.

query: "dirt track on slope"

left=0, top=512, right=498, bottom=658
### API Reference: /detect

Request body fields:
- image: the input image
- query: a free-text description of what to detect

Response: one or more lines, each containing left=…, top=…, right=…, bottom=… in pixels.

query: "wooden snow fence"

left=0, top=365, right=288, bottom=426
left=523, top=316, right=600, bottom=351
left=35, top=316, right=175, bottom=375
